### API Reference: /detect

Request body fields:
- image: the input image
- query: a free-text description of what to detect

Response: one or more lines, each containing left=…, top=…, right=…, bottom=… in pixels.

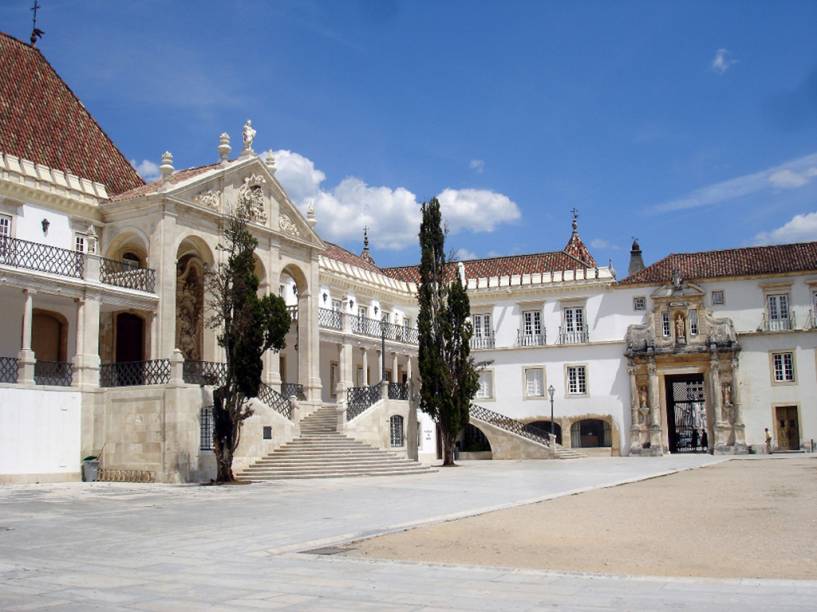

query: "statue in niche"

left=638, top=386, right=650, bottom=424
left=176, top=255, right=204, bottom=361
left=675, top=314, right=685, bottom=343
left=722, top=383, right=732, bottom=406
left=237, top=175, right=267, bottom=223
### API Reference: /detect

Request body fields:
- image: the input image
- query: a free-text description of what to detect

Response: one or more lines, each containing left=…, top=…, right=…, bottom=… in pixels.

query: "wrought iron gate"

left=666, top=376, right=707, bottom=453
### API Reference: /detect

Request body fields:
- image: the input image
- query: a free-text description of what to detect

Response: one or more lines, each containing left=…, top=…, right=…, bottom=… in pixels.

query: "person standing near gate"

left=765, top=427, right=773, bottom=454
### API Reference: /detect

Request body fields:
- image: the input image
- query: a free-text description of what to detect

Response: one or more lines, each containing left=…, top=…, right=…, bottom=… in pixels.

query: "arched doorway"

left=116, top=313, right=145, bottom=363
left=175, top=237, right=213, bottom=362
left=570, top=419, right=612, bottom=448
left=524, top=420, right=562, bottom=445
left=31, top=310, right=67, bottom=362
left=461, top=423, right=491, bottom=453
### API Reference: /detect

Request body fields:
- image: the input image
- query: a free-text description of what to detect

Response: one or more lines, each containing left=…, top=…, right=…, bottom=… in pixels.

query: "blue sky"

left=4, top=0, right=817, bottom=272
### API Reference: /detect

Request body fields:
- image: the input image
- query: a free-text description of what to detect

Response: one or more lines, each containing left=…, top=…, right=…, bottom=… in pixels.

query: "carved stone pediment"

left=237, top=174, right=267, bottom=223
left=279, top=213, right=301, bottom=237
left=193, top=188, right=222, bottom=210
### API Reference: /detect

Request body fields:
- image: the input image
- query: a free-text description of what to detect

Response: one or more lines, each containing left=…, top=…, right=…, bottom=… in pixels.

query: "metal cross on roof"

left=30, top=0, right=45, bottom=47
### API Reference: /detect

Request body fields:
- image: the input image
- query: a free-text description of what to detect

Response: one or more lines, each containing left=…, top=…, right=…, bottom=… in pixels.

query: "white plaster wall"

left=738, top=332, right=817, bottom=449
left=16, top=203, right=74, bottom=248
left=417, top=410, right=437, bottom=459
left=0, top=387, right=81, bottom=481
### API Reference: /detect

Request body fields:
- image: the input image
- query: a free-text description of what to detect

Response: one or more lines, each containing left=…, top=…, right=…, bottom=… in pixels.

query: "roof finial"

left=218, top=132, right=231, bottom=163
left=159, top=151, right=174, bottom=180
left=306, top=199, right=317, bottom=229
left=30, top=0, right=45, bottom=47
left=360, top=226, right=374, bottom=264
left=571, top=207, right=579, bottom=234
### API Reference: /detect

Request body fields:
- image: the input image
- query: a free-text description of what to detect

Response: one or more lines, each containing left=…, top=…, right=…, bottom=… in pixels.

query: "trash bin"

left=82, top=457, right=99, bottom=482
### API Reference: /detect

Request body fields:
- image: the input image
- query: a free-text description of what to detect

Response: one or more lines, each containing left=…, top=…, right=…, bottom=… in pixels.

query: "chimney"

left=628, top=238, right=645, bottom=276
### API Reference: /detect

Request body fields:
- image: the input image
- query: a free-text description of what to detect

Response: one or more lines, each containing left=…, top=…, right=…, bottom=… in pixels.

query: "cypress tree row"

left=417, top=198, right=479, bottom=466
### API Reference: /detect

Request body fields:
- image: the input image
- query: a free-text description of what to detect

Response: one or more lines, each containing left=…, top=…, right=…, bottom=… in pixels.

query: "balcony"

left=517, top=330, right=546, bottom=347
left=0, top=235, right=156, bottom=293
left=761, top=311, right=795, bottom=332
left=559, top=327, right=590, bottom=344
left=318, top=307, right=343, bottom=330
left=318, top=312, right=419, bottom=345
left=471, top=335, right=495, bottom=350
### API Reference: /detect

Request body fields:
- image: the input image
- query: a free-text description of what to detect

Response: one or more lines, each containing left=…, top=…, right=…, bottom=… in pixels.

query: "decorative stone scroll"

left=279, top=213, right=300, bottom=237
left=237, top=174, right=267, bottom=223
left=194, top=188, right=222, bottom=210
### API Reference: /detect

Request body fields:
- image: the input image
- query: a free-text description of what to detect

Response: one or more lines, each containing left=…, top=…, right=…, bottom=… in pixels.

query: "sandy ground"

left=349, top=457, right=817, bottom=579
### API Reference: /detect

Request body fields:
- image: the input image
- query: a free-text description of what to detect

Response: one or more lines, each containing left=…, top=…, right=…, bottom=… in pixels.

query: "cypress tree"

left=417, top=198, right=479, bottom=466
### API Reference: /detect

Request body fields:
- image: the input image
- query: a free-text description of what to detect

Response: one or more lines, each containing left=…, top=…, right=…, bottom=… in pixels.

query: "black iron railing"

left=470, top=404, right=552, bottom=448
left=352, top=315, right=381, bottom=337
left=558, top=327, right=589, bottom=344
left=388, top=381, right=409, bottom=400
left=183, top=361, right=228, bottom=386
left=100, top=359, right=171, bottom=387
left=98, top=256, right=157, bottom=293
left=0, top=235, right=83, bottom=278
left=471, top=335, right=495, bottom=350
left=346, top=383, right=382, bottom=420
left=200, top=405, right=214, bottom=450
left=349, top=315, right=419, bottom=345
left=0, top=356, right=18, bottom=383
left=761, top=311, right=795, bottom=332
left=34, top=360, right=73, bottom=386
left=281, top=382, right=306, bottom=400
left=258, top=382, right=293, bottom=419
left=318, top=307, right=344, bottom=330
left=517, top=330, right=546, bottom=346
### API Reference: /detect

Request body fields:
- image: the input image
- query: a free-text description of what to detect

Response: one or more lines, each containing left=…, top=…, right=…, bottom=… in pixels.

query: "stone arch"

left=175, top=236, right=214, bottom=362
left=461, top=422, right=492, bottom=453
left=253, top=254, right=267, bottom=295
left=106, top=229, right=150, bottom=266
left=524, top=420, right=562, bottom=445
left=31, top=309, right=68, bottom=362
left=565, top=414, right=620, bottom=452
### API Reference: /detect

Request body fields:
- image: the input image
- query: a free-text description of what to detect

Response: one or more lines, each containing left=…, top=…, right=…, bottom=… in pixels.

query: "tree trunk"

left=441, top=427, right=457, bottom=467
left=216, top=447, right=235, bottom=482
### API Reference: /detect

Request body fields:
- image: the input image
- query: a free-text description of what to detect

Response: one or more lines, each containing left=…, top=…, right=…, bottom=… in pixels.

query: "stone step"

left=243, top=466, right=432, bottom=477
left=249, top=458, right=419, bottom=467
left=241, top=470, right=434, bottom=481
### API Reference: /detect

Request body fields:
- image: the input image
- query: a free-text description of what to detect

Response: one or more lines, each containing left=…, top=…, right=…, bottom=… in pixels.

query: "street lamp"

left=547, top=384, right=556, bottom=437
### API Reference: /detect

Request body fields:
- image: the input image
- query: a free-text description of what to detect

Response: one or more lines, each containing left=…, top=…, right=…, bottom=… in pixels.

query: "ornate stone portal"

left=624, top=273, right=747, bottom=456
left=176, top=254, right=204, bottom=361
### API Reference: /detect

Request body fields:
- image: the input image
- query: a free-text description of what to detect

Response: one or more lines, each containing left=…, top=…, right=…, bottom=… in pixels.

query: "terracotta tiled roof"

left=618, top=241, right=817, bottom=286
left=382, top=250, right=593, bottom=284
left=323, top=241, right=385, bottom=275
left=0, top=33, right=143, bottom=195
left=563, top=231, right=597, bottom=267
left=110, top=163, right=219, bottom=201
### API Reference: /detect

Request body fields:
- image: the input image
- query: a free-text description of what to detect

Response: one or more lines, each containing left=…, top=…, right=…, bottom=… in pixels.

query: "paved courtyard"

left=1, top=455, right=815, bottom=610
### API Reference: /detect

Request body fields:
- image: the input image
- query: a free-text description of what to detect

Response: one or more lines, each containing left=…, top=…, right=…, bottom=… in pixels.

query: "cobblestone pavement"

left=1, top=455, right=815, bottom=610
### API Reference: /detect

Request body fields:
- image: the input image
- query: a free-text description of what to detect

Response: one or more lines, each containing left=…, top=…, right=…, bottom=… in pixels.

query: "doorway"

left=665, top=374, right=708, bottom=453
left=775, top=406, right=800, bottom=451
left=115, top=313, right=144, bottom=363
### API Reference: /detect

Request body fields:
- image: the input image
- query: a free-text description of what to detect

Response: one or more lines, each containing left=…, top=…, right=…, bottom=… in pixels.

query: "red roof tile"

left=618, top=241, right=817, bottom=286
left=323, top=241, right=385, bottom=275
left=0, top=33, right=143, bottom=195
left=382, top=250, right=594, bottom=284
left=110, top=163, right=219, bottom=201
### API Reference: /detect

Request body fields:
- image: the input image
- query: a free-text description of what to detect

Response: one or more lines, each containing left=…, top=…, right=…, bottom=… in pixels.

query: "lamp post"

left=547, top=384, right=556, bottom=437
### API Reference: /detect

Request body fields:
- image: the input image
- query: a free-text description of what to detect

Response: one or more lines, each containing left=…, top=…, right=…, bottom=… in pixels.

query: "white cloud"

left=755, top=211, right=817, bottom=244
left=589, top=238, right=620, bottom=250
left=711, top=48, right=737, bottom=74
left=469, top=159, right=485, bottom=174
left=131, top=159, right=160, bottom=182
left=454, top=248, right=477, bottom=260
left=272, top=150, right=520, bottom=251
left=652, top=152, right=817, bottom=213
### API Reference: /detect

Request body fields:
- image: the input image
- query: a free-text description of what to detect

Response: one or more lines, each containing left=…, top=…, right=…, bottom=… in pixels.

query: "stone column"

left=406, top=355, right=413, bottom=381
left=18, top=289, right=36, bottom=384
left=709, top=346, right=727, bottom=452
left=647, top=357, right=663, bottom=454
left=731, top=355, right=747, bottom=449
left=336, top=342, right=346, bottom=398
left=391, top=352, right=399, bottom=383
left=151, top=206, right=178, bottom=359
left=627, top=360, right=642, bottom=453
left=72, top=295, right=101, bottom=387
left=305, top=253, right=323, bottom=402
left=376, top=349, right=383, bottom=382
left=361, top=348, right=369, bottom=386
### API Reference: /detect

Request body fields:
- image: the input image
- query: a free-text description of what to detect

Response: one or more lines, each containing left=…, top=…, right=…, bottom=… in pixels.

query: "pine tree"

left=207, top=200, right=291, bottom=482
left=417, top=198, right=479, bottom=466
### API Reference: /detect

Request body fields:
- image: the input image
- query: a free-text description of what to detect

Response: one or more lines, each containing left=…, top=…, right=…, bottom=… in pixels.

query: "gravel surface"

left=350, top=456, right=817, bottom=579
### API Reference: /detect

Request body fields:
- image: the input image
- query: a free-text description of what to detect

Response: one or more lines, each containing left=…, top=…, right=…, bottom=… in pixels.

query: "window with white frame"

left=74, top=233, right=87, bottom=253
left=767, top=294, right=790, bottom=330
left=563, top=306, right=585, bottom=332
left=689, top=309, right=698, bottom=336
left=358, top=305, right=367, bottom=319
left=0, top=214, right=11, bottom=238
left=381, top=310, right=390, bottom=322
left=523, top=310, right=542, bottom=336
left=633, top=296, right=646, bottom=311
left=661, top=312, right=671, bottom=337
left=524, top=367, right=545, bottom=398
left=331, top=298, right=342, bottom=312
left=566, top=365, right=587, bottom=395
left=711, top=290, right=725, bottom=305
left=476, top=370, right=494, bottom=399
left=772, top=352, right=795, bottom=383
left=473, top=313, right=492, bottom=338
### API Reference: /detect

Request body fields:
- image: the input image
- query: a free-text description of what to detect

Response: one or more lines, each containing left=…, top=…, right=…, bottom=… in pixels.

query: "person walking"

left=765, top=427, right=773, bottom=454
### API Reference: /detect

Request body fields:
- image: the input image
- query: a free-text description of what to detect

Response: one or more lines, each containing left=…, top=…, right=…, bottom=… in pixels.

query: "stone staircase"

left=237, top=406, right=434, bottom=481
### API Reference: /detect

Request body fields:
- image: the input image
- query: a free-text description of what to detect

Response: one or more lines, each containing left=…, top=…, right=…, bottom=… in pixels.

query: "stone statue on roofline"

left=242, top=120, right=256, bottom=153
